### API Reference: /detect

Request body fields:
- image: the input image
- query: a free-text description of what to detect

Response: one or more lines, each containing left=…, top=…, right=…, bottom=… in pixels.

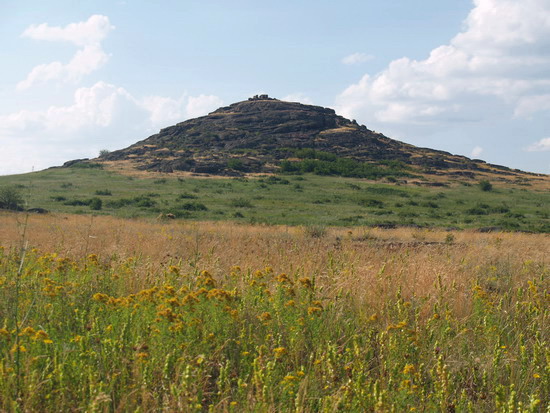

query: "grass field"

left=0, top=166, right=549, bottom=232
left=0, top=213, right=548, bottom=411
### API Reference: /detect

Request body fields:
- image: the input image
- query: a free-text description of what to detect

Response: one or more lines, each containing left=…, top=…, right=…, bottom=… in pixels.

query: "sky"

left=1, top=0, right=550, bottom=175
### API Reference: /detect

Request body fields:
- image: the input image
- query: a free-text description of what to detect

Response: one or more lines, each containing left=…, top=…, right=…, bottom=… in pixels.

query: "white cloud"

left=514, top=94, right=550, bottom=118
left=140, top=95, right=186, bottom=126
left=525, top=137, right=550, bottom=152
left=282, top=93, right=313, bottom=104
left=186, top=95, right=224, bottom=118
left=21, top=14, right=114, bottom=47
left=342, top=52, right=373, bottom=65
left=471, top=145, right=483, bottom=158
left=17, top=15, right=114, bottom=90
left=17, top=45, right=109, bottom=90
left=336, top=0, right=550, bottom=128
left=0, top=82, right=223, bottom=174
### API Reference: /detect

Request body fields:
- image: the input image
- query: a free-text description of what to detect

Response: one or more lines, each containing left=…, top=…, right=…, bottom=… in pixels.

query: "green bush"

left=177, top=193, right=198, bottom=200
left=0, top=186, right=24, bottom=210
left=177, top=202, right=208, bottom=211
left=227, top=159, right=246, bottom=171
left=359, top=199, right=385, bottom=208
left=280, top=152, right=411, bottom=180
left=479, top=180, right=493, bottom=191
left=89, top=198, right=103, bottom=211
left=63, top=199, right=92, bottom=207
left=230, top=198, right=254, bottom=208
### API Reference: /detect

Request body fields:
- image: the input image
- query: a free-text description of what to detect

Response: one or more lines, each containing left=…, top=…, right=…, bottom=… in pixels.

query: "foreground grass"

left=0, top=215, right=548, bottom=411
left=0, top=166, right=549, bottom=232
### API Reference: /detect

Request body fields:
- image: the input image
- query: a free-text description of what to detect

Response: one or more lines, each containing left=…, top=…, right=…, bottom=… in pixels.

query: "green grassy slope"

left=0, top=166, right=548, bottom=232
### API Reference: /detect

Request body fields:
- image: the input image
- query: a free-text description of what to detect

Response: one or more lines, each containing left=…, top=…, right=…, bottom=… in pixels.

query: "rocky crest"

left=100, top=96, right=538, bottom=180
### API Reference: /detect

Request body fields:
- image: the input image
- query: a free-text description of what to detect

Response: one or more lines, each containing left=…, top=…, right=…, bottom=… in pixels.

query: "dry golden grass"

left=1, top=211, right=547, bottom=320
left=99, top=159, right=234, bottom=179
left=1, top=211, right=548, bottom=410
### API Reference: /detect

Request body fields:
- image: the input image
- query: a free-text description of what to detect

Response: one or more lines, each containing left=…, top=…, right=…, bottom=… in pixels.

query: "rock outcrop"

left=100, top=96, right=534, bottom=179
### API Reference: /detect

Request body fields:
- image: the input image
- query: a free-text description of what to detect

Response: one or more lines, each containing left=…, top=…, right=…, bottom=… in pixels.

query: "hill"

left=97, top=96, right=546, bottom=186
left=0, top=96, right=548, bottom=232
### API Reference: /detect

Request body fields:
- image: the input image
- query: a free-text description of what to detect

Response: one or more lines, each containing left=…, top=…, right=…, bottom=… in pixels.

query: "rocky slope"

left=98, top=96, right=542, bottom=183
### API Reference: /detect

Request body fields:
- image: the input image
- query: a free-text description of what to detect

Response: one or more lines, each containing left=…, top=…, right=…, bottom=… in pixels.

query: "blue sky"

left=1, top=0, right=549, bottom=175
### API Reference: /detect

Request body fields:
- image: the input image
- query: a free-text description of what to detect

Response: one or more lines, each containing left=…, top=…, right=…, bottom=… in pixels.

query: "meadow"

left=0, top=213, right=548, bottom=411
left=0, top=166, right=548, bottom=232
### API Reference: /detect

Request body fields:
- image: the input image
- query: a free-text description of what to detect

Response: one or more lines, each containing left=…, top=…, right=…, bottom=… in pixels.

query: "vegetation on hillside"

left=279, top=149, right=413, bottom=179
left=0, top=168, right=548, bottom=232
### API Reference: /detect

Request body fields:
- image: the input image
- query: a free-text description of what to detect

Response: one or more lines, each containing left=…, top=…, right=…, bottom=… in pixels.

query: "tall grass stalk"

left=13, top=173, right=32, bottom=402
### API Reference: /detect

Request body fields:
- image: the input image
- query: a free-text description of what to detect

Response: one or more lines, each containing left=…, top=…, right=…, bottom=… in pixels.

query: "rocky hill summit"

left=99, top=96, right=541, bottom=183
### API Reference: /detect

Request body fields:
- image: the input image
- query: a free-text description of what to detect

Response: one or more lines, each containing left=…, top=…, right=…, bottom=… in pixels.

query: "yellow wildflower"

left=166, top=297, right=180, bottom=307
left=273, top=347, right=287, bottom=359
left=11, top=344, right=27, bottom=353
left=257, top=312, right=272, bottom=322
left=92, top=293, right=110, bottom=303
left=403, top=364, right=415, bottom=375
left=276, top=273, right=291, bottom=283
left=20, top=326, right=36, bottom=336
left=33, top=330, right=49, bottom=341
left=282, top=374, right=297, bottom=383
left=307, top=306, right=322, bottom=315
left=298, top=277, right=313, bottom=289
left=87, top=254, right=99, bottom=264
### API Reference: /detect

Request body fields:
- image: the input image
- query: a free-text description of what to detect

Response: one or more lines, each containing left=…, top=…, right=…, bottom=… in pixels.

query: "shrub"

left=89, top=198, right=103, bottom=211
left=479, top=180, right=493, bottom=191
left=69, top=162, right=103, bottom=169
left=445, top=233, right=455, bottom=245
left=227, top=159, right=246, bottom=171
left=0, top=186, right=24, bottom=210
left=260, top=176, right=289, bottom=185
left=50, top=196, right=67, bottom=202
left=105, top=196, right=157, bottom=209
left=63, top=199, right=91, bottom=207
left=230, top=198, right=254, bottom=208
left=177, top=202, right=208, bottom=211
left=359, top=199, right=385, bottom=208
left=95, top=189, right=112, bottom=196
left=177, top=193, right=198, bottom=200
left=466, top=206, right=488, bottom=215
left=280, top=154, right=410, bottom=180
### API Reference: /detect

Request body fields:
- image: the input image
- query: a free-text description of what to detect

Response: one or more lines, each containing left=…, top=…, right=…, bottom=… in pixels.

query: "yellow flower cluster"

left=18, top=326, right=53, bottom=343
